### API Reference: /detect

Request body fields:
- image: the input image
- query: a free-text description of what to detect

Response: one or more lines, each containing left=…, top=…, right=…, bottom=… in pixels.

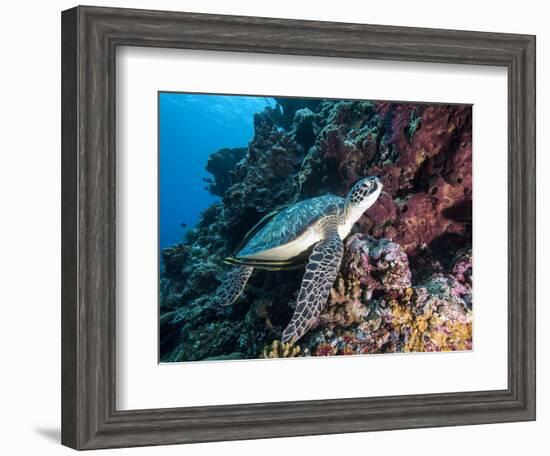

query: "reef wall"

left=160, top=98, right=472, bottom=362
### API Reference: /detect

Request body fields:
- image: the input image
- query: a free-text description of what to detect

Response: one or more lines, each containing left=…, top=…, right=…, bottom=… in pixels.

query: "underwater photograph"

left=159, top=92, right=473, bottom=362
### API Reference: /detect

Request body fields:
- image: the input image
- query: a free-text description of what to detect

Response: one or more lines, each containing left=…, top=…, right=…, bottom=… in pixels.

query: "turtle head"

left=344, top=176, right=383, bottom=224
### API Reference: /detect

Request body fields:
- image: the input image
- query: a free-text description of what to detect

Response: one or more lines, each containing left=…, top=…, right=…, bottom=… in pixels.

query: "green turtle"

left=216, top=176, right=383, bottom=344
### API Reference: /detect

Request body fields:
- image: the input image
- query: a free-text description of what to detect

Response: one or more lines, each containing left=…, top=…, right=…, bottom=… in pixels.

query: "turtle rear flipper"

left=282, top=220, right=343, bottom=344
left=215, top=265, right=254, bottom=307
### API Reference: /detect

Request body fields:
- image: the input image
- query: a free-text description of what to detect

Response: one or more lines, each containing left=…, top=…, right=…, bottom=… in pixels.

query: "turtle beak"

left=369, top=176, right=382, bottom=191
left=369, top=177, right=383, bottom=202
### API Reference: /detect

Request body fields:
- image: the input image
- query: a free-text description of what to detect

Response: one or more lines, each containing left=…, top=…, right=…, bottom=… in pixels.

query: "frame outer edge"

left=61, top=6, right=80, bottom=450
left=60, top=5, right=537, bottom=450
left=523, top=35, right=536, bottom=419
left=508, top=34, right=536, bottom=419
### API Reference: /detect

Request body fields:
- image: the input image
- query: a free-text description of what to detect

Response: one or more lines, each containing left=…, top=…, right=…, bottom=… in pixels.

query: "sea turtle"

left=215, top=176, right=383, bottom=344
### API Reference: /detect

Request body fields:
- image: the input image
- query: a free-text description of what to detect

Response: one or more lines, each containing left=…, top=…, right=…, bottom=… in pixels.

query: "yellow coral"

left=385, top=296, right=472, bottom=353
left=261, top=340, right=301, bottom=359
left=404, top=287, right=414, bottom=301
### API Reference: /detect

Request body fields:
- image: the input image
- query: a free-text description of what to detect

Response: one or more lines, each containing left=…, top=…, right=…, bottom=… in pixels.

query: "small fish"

left=180, top=222, right=187, bottom=228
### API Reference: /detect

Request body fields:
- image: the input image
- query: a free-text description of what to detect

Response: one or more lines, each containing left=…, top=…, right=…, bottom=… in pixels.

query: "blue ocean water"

left=159, top=93, right=276, bottom=250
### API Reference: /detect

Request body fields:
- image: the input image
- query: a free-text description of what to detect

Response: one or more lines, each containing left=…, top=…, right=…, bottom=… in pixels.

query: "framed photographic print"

left=61, top=5, right=536, bottom=450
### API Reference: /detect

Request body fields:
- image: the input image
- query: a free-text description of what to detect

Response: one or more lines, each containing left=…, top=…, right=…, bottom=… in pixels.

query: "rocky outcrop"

left=204, top=147, right=247, bottom=197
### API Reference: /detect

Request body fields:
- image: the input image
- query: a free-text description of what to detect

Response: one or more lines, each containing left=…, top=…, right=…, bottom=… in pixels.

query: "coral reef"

left=204, top=147, right=247, bottom=197
left=262, top=340, right=302, bottom=359
left=299, top=234, right=472, bottom=355
left=160, top=98, right=472, bottom=362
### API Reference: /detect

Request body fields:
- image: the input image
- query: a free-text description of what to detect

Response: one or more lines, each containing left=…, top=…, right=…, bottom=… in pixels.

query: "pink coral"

left=314, top=102, right=472, bottom=258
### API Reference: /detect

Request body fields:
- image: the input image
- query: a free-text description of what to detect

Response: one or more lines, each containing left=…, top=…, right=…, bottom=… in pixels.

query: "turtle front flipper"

left=282, top=221, right=343, bottom=344
left=215, top=265, right=254, bottom=306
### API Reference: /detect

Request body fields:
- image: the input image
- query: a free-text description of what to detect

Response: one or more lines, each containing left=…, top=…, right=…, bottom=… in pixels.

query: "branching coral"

left=262, top=340, right=302, bottom=358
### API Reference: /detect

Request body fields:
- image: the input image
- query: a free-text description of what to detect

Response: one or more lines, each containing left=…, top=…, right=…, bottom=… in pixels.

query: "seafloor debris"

left=160, top=99, right=472, bottom=362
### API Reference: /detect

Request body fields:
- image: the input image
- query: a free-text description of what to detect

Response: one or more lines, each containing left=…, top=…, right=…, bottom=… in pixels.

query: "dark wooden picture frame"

left=61, top=5, right=536, bottom=450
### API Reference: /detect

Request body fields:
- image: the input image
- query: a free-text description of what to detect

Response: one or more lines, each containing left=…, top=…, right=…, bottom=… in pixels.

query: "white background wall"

left=0, top=1, right=546, bottom=454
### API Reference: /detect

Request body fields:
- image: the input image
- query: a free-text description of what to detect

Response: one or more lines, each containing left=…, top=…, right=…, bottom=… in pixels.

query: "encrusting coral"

left=160, top=98, right=473, bottom=361
left=299, top=235, right=472, bottom=356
